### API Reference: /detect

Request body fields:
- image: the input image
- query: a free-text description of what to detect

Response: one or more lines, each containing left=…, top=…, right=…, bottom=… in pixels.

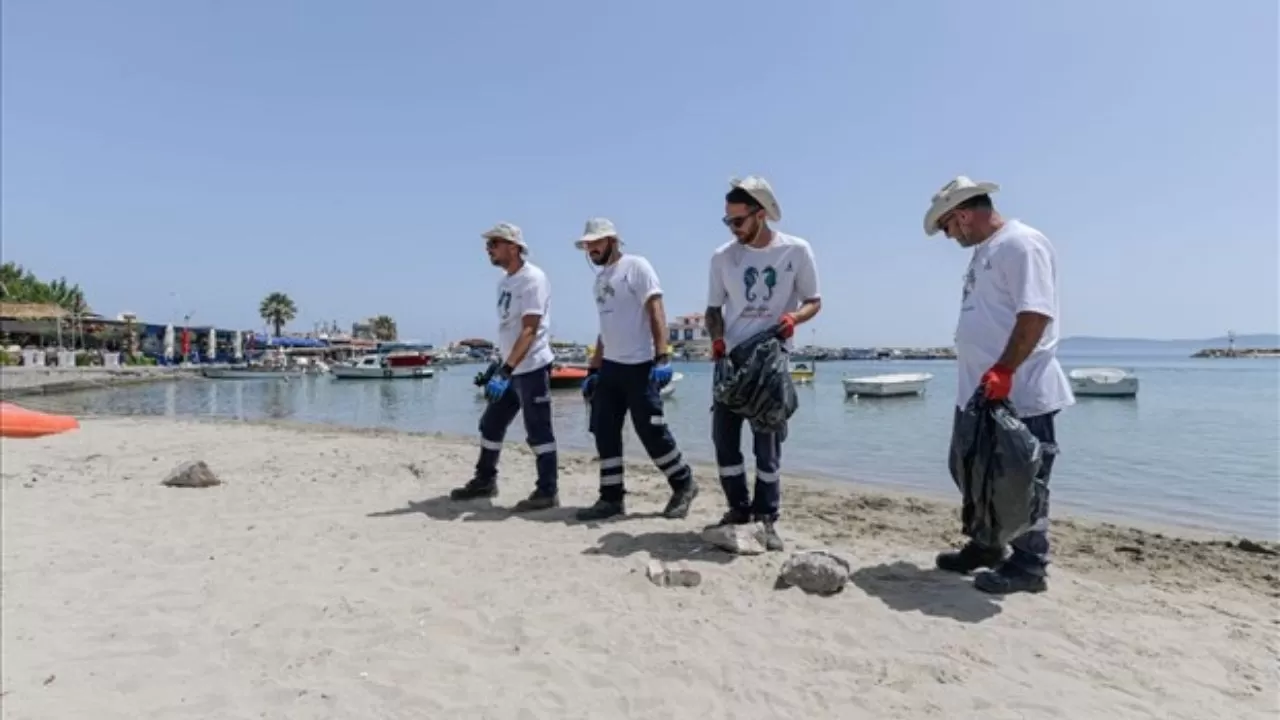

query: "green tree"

left=0, top=262, right=90, bottom=314
left=258, top=292, right=298, bottom=337
left=370, top=315, right=398, bottom=341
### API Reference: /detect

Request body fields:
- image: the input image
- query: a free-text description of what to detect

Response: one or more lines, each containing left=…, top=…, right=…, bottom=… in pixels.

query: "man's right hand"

left=711, top=339, right=726, bottom=360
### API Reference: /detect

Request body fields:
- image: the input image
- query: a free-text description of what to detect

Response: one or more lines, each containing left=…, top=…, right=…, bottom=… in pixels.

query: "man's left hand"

left=980, top=364, right=1014, bottom=401
left=650, top=354, right=673, bottom=386
left=777, top=313, right=797, bottom=340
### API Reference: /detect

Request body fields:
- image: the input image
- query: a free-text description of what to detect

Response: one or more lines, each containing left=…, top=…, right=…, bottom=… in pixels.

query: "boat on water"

left=202, top=366, right=305, bottom=380
left=485, top=368, right=683, bottom=398
left=842, top=372, right=933, bottom=398
left=789, top=359, right=816, bottom=385
left=331, top=350, right=435, bottom=380
left=1068, top=367, right=1139, bottom=398
left=549, top=363, right=590, bottom=390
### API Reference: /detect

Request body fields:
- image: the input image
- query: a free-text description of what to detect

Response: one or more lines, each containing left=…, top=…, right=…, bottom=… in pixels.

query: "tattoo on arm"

left=704, top=307, right=724, bottom=341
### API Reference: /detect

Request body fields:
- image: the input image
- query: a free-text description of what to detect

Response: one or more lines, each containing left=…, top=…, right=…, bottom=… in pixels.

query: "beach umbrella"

left=163, top=324, right=175, bottom=362
left=233, top=330, right=243, bottom=360
left=207, top=327, right=217, bottom=361
left=181, top=328, right=191, bottom=360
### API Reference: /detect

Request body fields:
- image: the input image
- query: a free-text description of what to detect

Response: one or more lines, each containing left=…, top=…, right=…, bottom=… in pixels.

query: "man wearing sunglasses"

left=924, top=176, right=1074, bottom=594
left=704, top=176, right=822, bottom=551
left=573, top=218, right=699, bottom=522
left=450, top=222, right=560, bottom=512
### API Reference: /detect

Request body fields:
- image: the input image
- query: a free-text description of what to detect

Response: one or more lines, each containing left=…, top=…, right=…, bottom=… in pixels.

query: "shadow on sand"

left=850, top=561, right=1002, bottom=624
left=582, top=530, right=735, bottom=565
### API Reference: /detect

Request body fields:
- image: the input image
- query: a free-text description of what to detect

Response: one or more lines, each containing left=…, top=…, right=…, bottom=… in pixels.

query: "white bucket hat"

left=923, top=176, right=999, bottom=236
left=573, top=217, right=622, bottom=249
left=481, top=222, right=527, bottom=250
left=729, top=175, right=782, bottom=222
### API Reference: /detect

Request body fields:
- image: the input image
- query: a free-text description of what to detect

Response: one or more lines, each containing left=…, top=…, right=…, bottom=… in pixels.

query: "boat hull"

left=1068, top=368, right=1139, bottom=398
left=331, top=366, right=435, bottom=380
left=843, top=373, right=933, bottom=398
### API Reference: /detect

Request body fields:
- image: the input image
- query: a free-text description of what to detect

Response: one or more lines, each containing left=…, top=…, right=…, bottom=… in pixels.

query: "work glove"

left=711, top=339, right=726, bottom=361
left=650, top=354, right=673, bottom=387
left=484, top=364, right=513, bottom=402
left=581, top=367, right=599, bottom=400
left=473, top=360, right=499, bottom=387
left=776, top=313, right=797, bottom=340
left=980, top=364, right=1014, bottom=401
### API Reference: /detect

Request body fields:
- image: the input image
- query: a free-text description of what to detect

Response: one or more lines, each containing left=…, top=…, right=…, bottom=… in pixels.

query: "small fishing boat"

left=842, top=372, right=933, bottom=398
left=482, top=369, right=683, bottom=398
left=331, top=351, right=435, bottom=380
left=202, top=366, right=305, bottom=380
left=549, top=363, right=590, bottom=390
left=789, top=359, right=816, bottom=385
left=0, top=402, right=80, bottom=438
left=1068, top=367, right=1139, bottom=398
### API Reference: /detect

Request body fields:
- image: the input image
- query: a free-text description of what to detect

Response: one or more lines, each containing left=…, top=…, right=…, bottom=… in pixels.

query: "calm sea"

left=38, top=348, right=1280, bottom=539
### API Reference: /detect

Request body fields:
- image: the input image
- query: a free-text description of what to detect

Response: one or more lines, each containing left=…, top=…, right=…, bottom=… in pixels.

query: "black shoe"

left=512, top=490, right=559, bottom=512
left=936, top=542, right=1005, bottom=574
left=703, top=507, right=751, bottom=531
left=974, top=563, right=1048, bottom=595
left=759, top=520, right=785, bottom=552
left=662, top=482, right=699, bottom=519
left=450, top=479, right=498, bottom=501
left=575, top=496, right=625, bottom=521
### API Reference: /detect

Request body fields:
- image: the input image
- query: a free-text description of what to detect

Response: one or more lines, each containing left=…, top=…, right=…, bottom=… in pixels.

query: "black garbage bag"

left=948, top=390, right=1045, bottom=548
left=712, top=327, right=798, bottom=435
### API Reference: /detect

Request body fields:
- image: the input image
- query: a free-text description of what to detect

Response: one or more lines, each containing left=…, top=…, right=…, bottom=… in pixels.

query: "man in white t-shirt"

left=450, top=222, right=560, bottom=512
left=572, top=218, right=700, bottom=522
left=704, top=176, right=822, bottom=551
left=924, top=176, right=1075, bottom=594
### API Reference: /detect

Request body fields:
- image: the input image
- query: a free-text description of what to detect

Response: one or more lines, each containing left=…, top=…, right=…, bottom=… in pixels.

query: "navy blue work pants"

left=712, top=403, right=783, bottom=521
left=591, top=360, right=692, bottom=500
left=475, top=365, right=558, bottom=494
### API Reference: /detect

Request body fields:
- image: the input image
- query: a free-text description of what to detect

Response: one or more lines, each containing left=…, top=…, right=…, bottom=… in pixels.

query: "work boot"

left=450, top=478, right=498, bottom=501
left=703, top=507, right=752, bottom=532
left=935, top=542, right=1004, bottom=574
left=576, top=495, right=625, bottom=521
left=512, top=489, right=559, bottom=512
left=758, top=519, right=785, bottom=552
left=974, top=563, right=1048, bottom=595
left=662, top=481, right=699, bottom=519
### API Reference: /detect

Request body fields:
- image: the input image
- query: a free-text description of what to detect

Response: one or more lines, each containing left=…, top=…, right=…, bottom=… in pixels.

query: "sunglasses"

left=722, top=214, right=754, bottom=229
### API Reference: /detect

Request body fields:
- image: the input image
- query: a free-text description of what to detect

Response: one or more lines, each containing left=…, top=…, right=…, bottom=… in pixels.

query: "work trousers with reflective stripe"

left=475, top=364, right=558, bottom=494
left=954, top=408, right=1059, bottom=575
left=592, top=359, right=692, bottom=501
left=711, top=403, right=783, bottom=521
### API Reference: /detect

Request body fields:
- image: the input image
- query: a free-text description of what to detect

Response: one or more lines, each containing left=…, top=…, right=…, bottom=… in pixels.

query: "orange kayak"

left=0, top=402, right=80, bottom=438
left=549, top=364, right=590, bottom=390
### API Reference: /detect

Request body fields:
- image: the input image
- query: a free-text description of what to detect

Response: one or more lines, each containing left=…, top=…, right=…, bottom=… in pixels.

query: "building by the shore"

left=668, top=312, right=712, bottom=358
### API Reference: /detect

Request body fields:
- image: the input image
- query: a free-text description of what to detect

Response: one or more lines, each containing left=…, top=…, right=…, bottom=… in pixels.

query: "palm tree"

left=370, top=315, right=398, bottom=341
left=259, top=292, right=298, bottom=337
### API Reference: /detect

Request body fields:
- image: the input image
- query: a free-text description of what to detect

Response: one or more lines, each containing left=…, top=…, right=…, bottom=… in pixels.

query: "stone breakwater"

left=0, top=366, right=197, bottom=399
left=1191, top=347, right=1280, bottom=359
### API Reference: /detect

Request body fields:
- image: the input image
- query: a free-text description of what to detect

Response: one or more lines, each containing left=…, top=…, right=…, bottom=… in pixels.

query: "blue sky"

left=2, top=0, right=1276, bottom=346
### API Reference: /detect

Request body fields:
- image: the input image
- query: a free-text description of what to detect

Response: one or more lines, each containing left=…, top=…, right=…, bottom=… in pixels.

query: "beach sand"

left=2, top=418, right=1276, bottom=719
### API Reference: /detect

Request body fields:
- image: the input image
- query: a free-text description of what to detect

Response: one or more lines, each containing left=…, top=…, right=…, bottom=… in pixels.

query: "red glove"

left=711, top=339, right=726, bottom=360
left=777, top=313, right=797, bottom=340
left=981, top=364, right=1014, bottom=401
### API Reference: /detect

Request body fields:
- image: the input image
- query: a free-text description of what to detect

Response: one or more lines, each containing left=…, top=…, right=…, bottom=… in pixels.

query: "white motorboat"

left=843, top=372, right=933, bottom=398
left=1068, top=367, right=1139, bottom=397
left=331, top=352, right=435, bottom=380
left=202, top=366, right=304, bottom=380
left=475, top=371, right=683, bottom=399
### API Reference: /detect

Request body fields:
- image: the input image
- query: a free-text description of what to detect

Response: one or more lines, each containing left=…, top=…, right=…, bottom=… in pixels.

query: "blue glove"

left=651, top=355, right=673, bottom=387
left=581, top=368, right=599, bottom=399
left=484, top=366, right=512, bottom=401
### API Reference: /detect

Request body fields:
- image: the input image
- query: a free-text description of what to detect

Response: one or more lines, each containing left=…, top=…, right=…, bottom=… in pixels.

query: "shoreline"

left=3, top=416, right=1276, bottom=718
left=0, top=366, right=196, bottom=400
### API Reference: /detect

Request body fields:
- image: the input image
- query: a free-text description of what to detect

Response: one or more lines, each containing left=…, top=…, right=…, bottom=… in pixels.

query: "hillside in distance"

left=1061, top=333, right=1280, bottom=352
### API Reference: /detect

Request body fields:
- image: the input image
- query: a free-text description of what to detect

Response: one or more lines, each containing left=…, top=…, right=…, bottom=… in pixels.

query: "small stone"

left=700, top=524, right=767, bottom=555
left=645, top=559, right=702, bottom=588
left=777, top=550, right=852, bottom=596
left=162, top=460, right=222, bottom=488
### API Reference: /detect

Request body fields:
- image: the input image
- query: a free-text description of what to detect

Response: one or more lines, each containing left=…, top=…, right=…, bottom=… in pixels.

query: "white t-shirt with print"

left=496, top=261, right=555, bottom=375
left=706, top=232, right=821, bottom=351
left=594, top=254, right=663, bottom=364
left=954, top=219, right=1074, bottom=417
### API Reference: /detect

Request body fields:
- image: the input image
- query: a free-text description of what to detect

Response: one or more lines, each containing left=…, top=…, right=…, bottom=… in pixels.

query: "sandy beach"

left=1, top=418, right=1276, bottom=719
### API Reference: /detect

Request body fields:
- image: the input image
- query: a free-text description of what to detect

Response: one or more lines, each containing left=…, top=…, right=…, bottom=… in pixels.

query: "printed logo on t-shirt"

left=741, top=265, right=779, bottom=319
left=961, top=266, right=976, bottom=306
left=498, top=289, right=513, bottom=320
left=594, top=279, right=615, bottom=307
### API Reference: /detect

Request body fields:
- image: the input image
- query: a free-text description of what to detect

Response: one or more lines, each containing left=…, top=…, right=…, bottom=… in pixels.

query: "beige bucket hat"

left=923, top=176, right=999, bottom=236
left=729, top=175, right=782, bottom=222
left=481, top=222, right=527, bottom=250
left=573, top=217, right=622, bottom=249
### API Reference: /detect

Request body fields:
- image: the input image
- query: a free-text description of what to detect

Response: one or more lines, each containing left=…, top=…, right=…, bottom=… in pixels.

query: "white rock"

left=778, top=550, right=852, bottom=596
left=701, top=524, right=767, bottom=555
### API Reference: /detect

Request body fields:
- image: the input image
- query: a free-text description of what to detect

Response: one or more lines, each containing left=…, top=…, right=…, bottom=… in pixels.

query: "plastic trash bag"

left=712, top=327, right=798, bottom=435
left=948, top=389, right=1045, bottom=548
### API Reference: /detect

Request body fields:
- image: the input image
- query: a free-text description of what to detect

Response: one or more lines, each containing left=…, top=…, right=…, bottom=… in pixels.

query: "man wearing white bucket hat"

left=573, top=218, right=700, bottom=521
left=925, top=176, right=1074, bottom=594
left=704, top=176, right=822, bottom=551
left=450, top=222, right=561, bottom=512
